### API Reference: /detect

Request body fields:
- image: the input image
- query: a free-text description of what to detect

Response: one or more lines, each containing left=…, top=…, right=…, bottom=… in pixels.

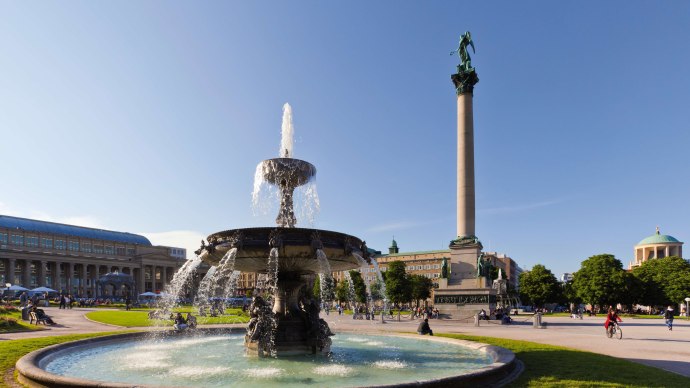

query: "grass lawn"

left=438, top=333, right=690, bottom=387
left=86, top=308, right=249, bottom=327
left=0, top=331, right=134, bottom=387
left=0, top=311, right=46, bottom=333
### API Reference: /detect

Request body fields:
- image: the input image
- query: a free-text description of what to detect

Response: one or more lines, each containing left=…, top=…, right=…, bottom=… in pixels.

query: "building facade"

left=0, top=215, right=186, bottom=297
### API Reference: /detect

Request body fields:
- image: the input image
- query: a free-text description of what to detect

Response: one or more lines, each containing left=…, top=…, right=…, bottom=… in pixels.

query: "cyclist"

left=604, top=307, right=622, bottom=335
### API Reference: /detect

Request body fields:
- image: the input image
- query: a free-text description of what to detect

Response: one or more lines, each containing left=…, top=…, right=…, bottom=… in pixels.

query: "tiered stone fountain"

left=196, top=104, right=369, bottom=356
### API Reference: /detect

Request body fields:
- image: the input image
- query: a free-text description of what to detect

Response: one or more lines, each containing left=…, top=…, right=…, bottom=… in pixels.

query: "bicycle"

left=606, top=321, right=623, bottom=339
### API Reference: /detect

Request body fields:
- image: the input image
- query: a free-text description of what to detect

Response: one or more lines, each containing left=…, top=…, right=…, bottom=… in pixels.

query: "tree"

left=409, top=274, right=433, bottom=307
left=312, top=276, right=321, bottom=301
left=334, top=279, right=351, bottom=305
left=572, top=254, right=627, bottom=310
left=384, top=261, right=411, bottom=307
left=348, top=270, right=368, bottom=304
left=633, top=256, right=690, bottom=308
left=518, top=264, right=560, bottom=307
left=369, top=279, right=385, bottom=301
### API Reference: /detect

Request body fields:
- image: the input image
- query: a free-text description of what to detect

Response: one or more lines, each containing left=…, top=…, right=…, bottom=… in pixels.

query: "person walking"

left=59, top=294, right=66, bottom=309
left=663, top=305, right=674, bottom=331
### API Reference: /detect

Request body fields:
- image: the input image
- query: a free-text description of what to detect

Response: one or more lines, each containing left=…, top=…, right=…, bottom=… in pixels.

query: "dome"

left=637, top=229, right=681, bottom=246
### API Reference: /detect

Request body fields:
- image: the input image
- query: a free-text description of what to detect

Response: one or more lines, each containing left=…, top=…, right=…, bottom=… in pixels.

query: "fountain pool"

left=18, top=330, right=518, bottom=388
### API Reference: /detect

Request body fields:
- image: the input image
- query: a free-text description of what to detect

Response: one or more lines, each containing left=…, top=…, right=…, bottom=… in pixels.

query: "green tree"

left=518, top=264, right=560, bottom=307
left=312, top=276, right=321, bottom=301
left=348, top=270, right=368, bottom=304
left=384, top=261, right=412, bottom=307
left=572, top=254, right=627, bottom=310
left=633, top=256, right=690, bottom=308
left=369, top=279, right=384, bottom=301
left=409, top=274, right=433, bottom=307
left=334, top=279, right=351, bottom=305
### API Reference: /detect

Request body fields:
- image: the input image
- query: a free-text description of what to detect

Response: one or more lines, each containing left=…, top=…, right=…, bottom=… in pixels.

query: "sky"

left=1, top=1, right=689, bottom=277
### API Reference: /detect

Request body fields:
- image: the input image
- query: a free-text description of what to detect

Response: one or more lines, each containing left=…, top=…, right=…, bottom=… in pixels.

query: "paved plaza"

left=3, top=307, right=689, bottom=379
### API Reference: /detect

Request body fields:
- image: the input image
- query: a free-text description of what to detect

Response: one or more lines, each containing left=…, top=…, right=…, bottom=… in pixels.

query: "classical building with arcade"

left=0, top=215, right=186, bottom=297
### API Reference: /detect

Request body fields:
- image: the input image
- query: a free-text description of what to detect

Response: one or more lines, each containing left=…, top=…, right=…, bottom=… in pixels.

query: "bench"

left=29, top=311, right=48, bottom=325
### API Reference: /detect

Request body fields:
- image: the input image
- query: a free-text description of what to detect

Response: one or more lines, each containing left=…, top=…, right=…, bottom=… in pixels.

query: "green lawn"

left=86, top=308, right=249, bottom=327
left=0, top=331, right=134, bottom=387
left=0, top=311, right=46, bottom=333
left=438, top=333, right=690, bottom=387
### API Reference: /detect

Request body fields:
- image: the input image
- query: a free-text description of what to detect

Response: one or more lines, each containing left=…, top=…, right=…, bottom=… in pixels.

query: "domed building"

left=630, top=227, right=683, bottom=269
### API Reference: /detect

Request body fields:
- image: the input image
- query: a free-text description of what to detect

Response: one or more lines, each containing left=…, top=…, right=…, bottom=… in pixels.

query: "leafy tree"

left=312, top=276, right=321, bottom=301
left=562, top=280, right=581, bottom=306
left=334, top=279, right=351, bottom=305
left=369, top=279, right=385, bottom=301
left=518, top=264, right=560, bottom=307
left=572, top=254, right=627, bottom=309
left=348, top=270, right=368, bottom=304
left=409, top=274, right=433, bottom=307
left=384, top=261, right=411, bottom=307
left=633, top=256, right=690, bottom=308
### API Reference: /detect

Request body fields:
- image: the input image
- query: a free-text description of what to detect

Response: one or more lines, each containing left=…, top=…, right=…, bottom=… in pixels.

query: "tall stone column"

left=162, top=267, right=168, bottom=290
left=38, top=261, right=46, bottom=287
left=152, top=266, right=158, bottom=292
left=452, top=67, right=479, bottom=239
left=67, top=262, right=74, bottom=295
left=456, top=92, right=475, bottom=238
left=80, top=264, right=88, bottom=297
left=7, top=258, right=15, bottom=285
left=22, top=260, right=31, bottom=287
left=137, top=267, right=145, bottom=294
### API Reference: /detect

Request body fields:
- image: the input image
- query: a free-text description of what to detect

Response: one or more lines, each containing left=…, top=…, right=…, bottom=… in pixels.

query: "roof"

left=637, top=233, right=681, bottom=246
left=0, top=215, right=152, bottom=246
left=377, top=249, right=451, bottom=258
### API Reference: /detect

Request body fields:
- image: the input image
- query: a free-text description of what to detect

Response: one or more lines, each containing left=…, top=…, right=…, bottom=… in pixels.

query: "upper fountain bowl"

left=260, top=158, right=316, bottom=188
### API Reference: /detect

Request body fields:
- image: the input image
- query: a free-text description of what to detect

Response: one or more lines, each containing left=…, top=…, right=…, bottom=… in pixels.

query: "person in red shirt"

left=604, top=307, right=622, bottom=334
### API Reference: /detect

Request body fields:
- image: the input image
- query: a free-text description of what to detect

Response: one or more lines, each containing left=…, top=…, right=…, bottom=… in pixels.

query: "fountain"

left=16, top=104, right=521, bottom=387
left=195, top=103, right=369, bottom=356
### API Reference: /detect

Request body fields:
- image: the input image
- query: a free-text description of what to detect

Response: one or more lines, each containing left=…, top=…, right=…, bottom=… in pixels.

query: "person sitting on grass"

left=173, top=312, right=188, bottom=330
left=186, top=312, right=197, bottom=329
left=417, top=318, right=433, bottom=336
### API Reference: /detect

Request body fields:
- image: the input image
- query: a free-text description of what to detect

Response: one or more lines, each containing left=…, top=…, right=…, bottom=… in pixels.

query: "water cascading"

left=371, top=258, right=389, bottom=322
left=316, top=249, right=334, bottom=304
left=195, top=104, right=370, bottom=356
left=343, top=271, right=358, bottom=313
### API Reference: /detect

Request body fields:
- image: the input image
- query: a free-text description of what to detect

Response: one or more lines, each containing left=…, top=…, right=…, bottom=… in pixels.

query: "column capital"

left=451, top=70, right=479, bottom=95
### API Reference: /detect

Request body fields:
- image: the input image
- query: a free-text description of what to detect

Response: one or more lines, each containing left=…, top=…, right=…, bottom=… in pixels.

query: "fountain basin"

left=16, top=329, right=521, bottom=388
left=200, top=227, right=368, bottom=274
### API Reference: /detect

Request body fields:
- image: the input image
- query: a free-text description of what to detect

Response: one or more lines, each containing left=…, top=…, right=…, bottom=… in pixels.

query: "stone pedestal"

left=433, top=241, right=495, bottom=319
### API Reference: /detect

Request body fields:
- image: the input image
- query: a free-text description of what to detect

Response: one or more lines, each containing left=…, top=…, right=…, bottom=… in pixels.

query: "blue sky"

left=1, top=2, right=688, bottom=277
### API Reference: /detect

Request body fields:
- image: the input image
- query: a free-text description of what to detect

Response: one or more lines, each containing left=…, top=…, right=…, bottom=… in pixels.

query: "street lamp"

left=685, top=297, right=690, bottom=320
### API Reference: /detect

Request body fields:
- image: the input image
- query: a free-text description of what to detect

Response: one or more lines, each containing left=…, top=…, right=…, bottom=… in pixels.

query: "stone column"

left=81, top=264, right=88, bottom=297
left=22, top=260, right=31, bottom=287
left=152, top=266, right=158, bottom=292
left=455, top=86, right=476, bottom=238
left=7, top=258, right=15, bottom=285
left=38, top=261, right=46, bottom=287
left=67, top=262, right=74, bottom=294
left=137, top=267, right=145, bottom=294
left=162, top=267, right=168, bottom=290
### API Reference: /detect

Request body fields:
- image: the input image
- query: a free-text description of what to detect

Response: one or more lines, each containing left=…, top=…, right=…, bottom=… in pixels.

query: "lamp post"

left=685, top=297, right=690, bottom=320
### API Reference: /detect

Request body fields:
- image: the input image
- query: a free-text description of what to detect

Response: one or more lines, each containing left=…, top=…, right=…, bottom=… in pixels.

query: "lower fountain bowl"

left=200, top=227, right=368, bottom=274
left=17, top=329, right=522, bottom=388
